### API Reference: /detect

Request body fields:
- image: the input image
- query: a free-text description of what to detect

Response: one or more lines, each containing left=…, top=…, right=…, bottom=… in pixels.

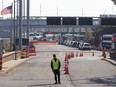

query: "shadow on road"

left=68, top=75, right=116, bottom=87
left=28, top=83, right=55, bottom=87
left=85, top=75, right=116, bottom=87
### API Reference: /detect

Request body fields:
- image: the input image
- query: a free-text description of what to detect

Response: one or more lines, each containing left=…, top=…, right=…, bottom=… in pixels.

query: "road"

left=0, top=44, right=116, bottom=87
left=69, top=58, right=116, bottom=87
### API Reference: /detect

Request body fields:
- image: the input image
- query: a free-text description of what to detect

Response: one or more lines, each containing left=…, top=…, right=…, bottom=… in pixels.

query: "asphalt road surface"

left=0, top=44, right=116, bottom=87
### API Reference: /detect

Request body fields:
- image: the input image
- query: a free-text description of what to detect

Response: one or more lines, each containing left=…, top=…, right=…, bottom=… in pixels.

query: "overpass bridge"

left=0, top=16, right=101, bottom=38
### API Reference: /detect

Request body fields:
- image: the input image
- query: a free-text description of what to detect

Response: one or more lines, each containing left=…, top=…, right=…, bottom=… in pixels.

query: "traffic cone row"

left=64, top=51, right=77, bottom=75
left=66, top=51, right=95, bottom=58
left=75, top=51, right=83, bottom=57
left=76, top=51, right=95, bottom=57
left=64, top=53, right=69, bottom=74
left=64, top=51, right=83, bottom=60
left=64, top=51, right=96, bottom=74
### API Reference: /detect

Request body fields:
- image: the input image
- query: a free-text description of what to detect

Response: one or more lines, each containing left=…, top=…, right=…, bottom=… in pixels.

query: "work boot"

left=54, top=82, right=57, bottom=84
left=58, top=82, right=61, bottom=84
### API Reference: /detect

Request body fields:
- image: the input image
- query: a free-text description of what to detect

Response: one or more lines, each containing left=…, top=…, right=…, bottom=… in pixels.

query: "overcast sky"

left=0, top=0, right=116, bottom=18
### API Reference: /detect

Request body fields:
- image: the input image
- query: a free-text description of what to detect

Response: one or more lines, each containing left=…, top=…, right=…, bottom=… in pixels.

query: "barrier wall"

left=2, top=51, right=21, bottom=63
left=29, top=41, right=57, bottom=45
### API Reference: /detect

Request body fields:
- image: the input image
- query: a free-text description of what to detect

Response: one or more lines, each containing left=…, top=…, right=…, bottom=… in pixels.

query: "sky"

left=0, top=0, right=116, bottom=18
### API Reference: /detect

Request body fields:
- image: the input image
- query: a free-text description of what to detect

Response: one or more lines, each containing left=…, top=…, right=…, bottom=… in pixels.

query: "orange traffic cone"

left=64, top=59, right=69, bottom=71
left=70, top=52, right=74, bottom=58
left=68, top=52, right=71, bottom=59
left=64, top=62, right=69, bottom=74
left=64, top=53, right=68, bottom=71
left=80, top=51, right=83, bottom=57
left=76, top=51, right=78, bottom=57
left=92, top=51, right=94, bottom=56
left=72, top=52, right=74, bottom=58
left=70, top=52, right=73, bottom=58
left=64, top=62, right=66, bottom=71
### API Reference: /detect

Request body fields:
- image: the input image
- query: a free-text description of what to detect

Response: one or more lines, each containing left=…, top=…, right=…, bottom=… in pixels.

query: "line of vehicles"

left=58, top=40, right=91, bottom=50
left=59, top=33, right=116, bottom=58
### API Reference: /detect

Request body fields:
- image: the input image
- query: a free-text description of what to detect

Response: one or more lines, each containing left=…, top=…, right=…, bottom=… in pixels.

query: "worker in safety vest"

left=51, top=54, right=61, bottom=84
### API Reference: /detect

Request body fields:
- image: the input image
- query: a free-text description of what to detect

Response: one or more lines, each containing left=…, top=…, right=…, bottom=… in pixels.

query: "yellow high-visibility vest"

left=52, top=59, right=59, bottom=70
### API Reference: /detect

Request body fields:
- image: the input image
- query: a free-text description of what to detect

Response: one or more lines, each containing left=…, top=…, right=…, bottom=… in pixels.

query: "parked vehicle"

left=72, top=41, right=79, bottom=47
left=100, top=34, right=116, bottom=58
left=79, top=43, right=91, bottom=50
left=100, top=34, right=114, bottom=49
left=69, top=41, right=75, bottom=47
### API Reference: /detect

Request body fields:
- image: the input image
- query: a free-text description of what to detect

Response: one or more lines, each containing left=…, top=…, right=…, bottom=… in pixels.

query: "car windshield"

left=84, top=44, right=90, bottom=46
left=29, top=34, right=35, bottom=36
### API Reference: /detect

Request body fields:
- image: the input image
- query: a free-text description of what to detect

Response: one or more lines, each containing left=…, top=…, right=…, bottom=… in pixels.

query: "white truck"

left=101, top=34, right=116, bottom=58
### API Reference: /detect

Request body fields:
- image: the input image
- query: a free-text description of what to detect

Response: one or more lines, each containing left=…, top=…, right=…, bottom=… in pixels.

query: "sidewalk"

left=99, top=51, right=116, bottom=65
left=0, top=58, right=30, bottom=76
left=102, top=57, right=116, bottom=66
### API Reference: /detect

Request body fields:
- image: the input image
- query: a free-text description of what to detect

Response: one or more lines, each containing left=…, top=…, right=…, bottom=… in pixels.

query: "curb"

left=101, top=58, right=116, bottom=66
left=0, top=58, right=31, bottom=76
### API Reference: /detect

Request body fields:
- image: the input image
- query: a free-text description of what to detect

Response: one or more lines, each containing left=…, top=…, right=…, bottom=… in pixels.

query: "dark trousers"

left=53, top=70, right=60, bottom=83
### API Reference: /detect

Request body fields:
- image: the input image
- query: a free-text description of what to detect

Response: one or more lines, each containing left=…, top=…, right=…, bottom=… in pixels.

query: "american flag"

left=1, top=5, right=12, bottom=15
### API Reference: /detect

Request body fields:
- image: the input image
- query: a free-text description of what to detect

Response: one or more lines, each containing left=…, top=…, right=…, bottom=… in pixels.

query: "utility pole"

left=27, top=0, right=30, bottom=44
left=23, top=0, right=26, bottom=38
left=13, top=1, right=17, bottom=60
left=19, top=0, right=22, bottom=51
left=13, top=0, right=16, bottom=51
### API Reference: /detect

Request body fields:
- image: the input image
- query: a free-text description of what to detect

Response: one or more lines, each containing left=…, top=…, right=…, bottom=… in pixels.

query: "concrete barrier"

left=2, top=51, right=21, bottom=63
left=29, top=41, right=57, bottom=45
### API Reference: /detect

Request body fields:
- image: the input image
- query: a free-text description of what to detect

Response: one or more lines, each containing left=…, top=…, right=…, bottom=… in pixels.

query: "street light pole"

left=27, top=0, right=30, bottom=43
left=13, top=0, right=17, bottom=60
left=19, top=0, right=22, bottom=51
left=13, top=0, right=16, bottom=51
